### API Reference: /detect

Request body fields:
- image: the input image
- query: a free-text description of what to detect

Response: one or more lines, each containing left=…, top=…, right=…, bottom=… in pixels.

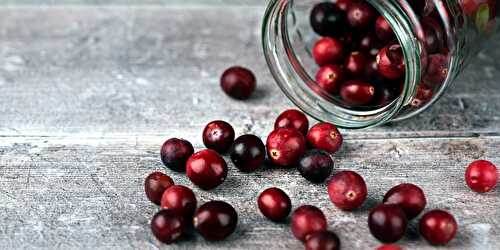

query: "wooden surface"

left=0, top=5, right=499, bottom=250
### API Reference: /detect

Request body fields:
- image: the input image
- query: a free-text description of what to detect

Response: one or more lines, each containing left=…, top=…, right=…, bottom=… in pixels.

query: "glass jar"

left=262, top=0, right=498, bottom=128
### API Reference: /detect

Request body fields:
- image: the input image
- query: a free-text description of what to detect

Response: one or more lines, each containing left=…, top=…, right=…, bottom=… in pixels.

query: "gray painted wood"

left=0, top=6, right=499, bottom=250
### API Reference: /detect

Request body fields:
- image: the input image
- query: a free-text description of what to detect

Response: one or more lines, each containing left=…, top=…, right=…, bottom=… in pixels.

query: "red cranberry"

left=340, top=80, right=376, bottom=106
left=375, top=16, right=395, bottom=42
left=358, top=34, right=381, bottom=54
left=150, top=209, right=185, bottom=244
left=419, top=210, right=458, bottom=245
left=377, top=44, right=405, bottom=80
left=161, top=185, right=197, bottom=219
left=220, top=66, right=256, bottom=100
left=345, top=51, right=366, bottom=76
left=291, top=205, right=327, bottom=241
left=274, top=109, right=310, bottom=135
left=310, top=2, right=347, bottom=37
left=144, top=172, right=174, bottom=205
left=335, top=0, right=354, bottom=11
left=328, top=171, right=367, bottom=210
left=465, top=160, right=498, bottom=193
left=307, top=122, right=343, bottom=154
left=423, top=54, right=449, bottom=85
left=316, top=65, right=346, bottom=95
left=298, top=150, right=334, bottom=183
left=368, top=204, right=408, bottom=243
left=186, top=149, right=228, bottom=190
left=410, top=84, right=433, bottom=108
left=374, top=83, right=399, bottom=106
left=202, top=120, right=235, bottom=153
left=364, top=58, right=379, bottom=79
left=421, top=17, right=444, bottom=54
left=257, top=187, right=292, bottom=222
left=194, top=201, right=238, bottom=241
left=305, top=231, right=341, bottom=250
left=376, top=244, right=402, bottom=250
left=266, top=128, right=306, bottom=167
left=313, top=37, right=344, bottom=66
left=347, top=1, right=376, bottom=28
left=383, top=183, right=427, bottom=220
left=229, top=134, right=266, bottom=172
left=160, top=138, right=194, bottom=172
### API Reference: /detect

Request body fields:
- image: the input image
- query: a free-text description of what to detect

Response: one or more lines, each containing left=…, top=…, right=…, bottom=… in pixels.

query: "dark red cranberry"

left=274, top=109, right=310, bottom=135
left=335, top=0, right=354, bottom=11
left=160, top=138, right=194, bottom=172
left=150, top=209, right=185, bottom=244
left=257, top=187, right=292, bottom=222
left=340, top=80, right=376, bottom=106
left=307, top=122, right=343, bottom=154
left=383, top=183, right=427, bottom=220
left=145, top=172, right=174, bottom=205
left=347, top=1, right=376, bottom=28
left=194, top=200, right=238, bottom=241
left=368, top=204, right=408, bottom=243
left=298, top=150, right=334, bottom=183
left=220, top=66, right=256, bottom=100
left=423, top=54, right=449, bottom=85
left=202, top=120, right=235, bottom=153
left=161, top=185, right=197, bottom=219
left=291, top=205, right=327, bottom=241
left=305, top=231, right=341, bottom=250
left=229, top=134, right=265, bottom=172
left=345, top=51, right=366, bottom=76
left=375, top=16, right=395, bottom=42
left=310, top=2, right=347, bottom=37
left=358, top=34, right=381, bottom=54
left=186, top=149, right=228, bottom=190
left=421, top=17, right=444, bottom=54
left=313, top=37, right=344, bottom=66
left=376, top=244, right=402, bottom=250
left=266, top=128, right=306, bottom=167
left=377, top=44, right=405, bottom=80
left=316, top=65, right=346, bottom=95
left=364, top=58, right=379, bottom=79
left=410, top=84, right=433, bottom=108
left=339, top=32, right=357, bottom=51
left=328, top=171, right=367, bottom=210
left=465, top=160, right=498, bottom=193
left=374, top=83, right=399, bottom=106
left=419, top=210, right=458, bottom=245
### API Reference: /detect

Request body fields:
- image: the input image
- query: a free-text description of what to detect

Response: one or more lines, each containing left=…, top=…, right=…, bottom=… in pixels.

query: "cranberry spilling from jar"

left=328, top=170, right=368, bottom=210
left=194, top=200, right=238, bottom=241
left=220, top=66, right=256, bottom=100
left=151, top=209, right=185, bottom=244
left=186, top=149, right=228, bottom=190
left=160, top=138, right=194, bottom=172
left=383, top=183, right=427, bottom=220
left=274, top=109, right=310, bottom=135
left=304, top=231, right=341, bottom=250
left=316, top=65, right=346, bottom=95
left=257, top=187, right=292, bottom=222
left=313, top=37, right=344, bottom=66
left=419, top=209, right=458, bottom=245
left=161, top=185, right=197, bottom=220
left=202, top=120, right=235, bottom=154
left=230, top=134, right=266, bottom=172
left=297, top=150, right=334, bottom=183
left=291, top=205, right=328, bottom=241
left=266, top=128, right=306, bottom=167
left=310, top=2, right=347, bottom=37
left=465, top=160, right=498, bottom=193
left=307, top=122, right=343, bottom=154
left=368, top=204, right=408, bottom=243
left=144, top=172, right=174, bottom=205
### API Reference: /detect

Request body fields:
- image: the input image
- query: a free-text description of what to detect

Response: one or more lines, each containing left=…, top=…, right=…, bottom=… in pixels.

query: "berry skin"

left=220, top=66, right=256, bottom=100
left=328, top=171, right=368, bottom=210
left=161, top=185, right=197, bottom=220
left=291, top=205, right=328, bottom=241
left=310, top=2, right=347, bottom=37
left=340, top=80, right=376, bottom=106
left=274, top=109, right=310, bottom=135
left=410, top=84, right=433, bottom=108
left=316, top=65, right=346, bottom=95
left=345, top=51, right=367, bottom=77
left=423, top=54, right=448, bottom=85
left=144, top=172, right=174, bottom=205
left=368, top=204, right=408, bottom=243
left=347, top=1, right=376, bottom=28
left=419, top=210, right=458, bottom=245
left=193, top=201, right=238, bottom=241
left=375, top=16, right=395, bottom=42
left=160, top=138, right=194, bottom=172
left=202, top=120, right=235, bottom=154
left=186, top=149, right=228, bottom=190
left=257, top=187, right=292, bottom=222
left=377, top=44, right=405, bottom=80
left=297, top=150, right=334, bottom=183
left=266, top=128, right=307, bottom=167
left=313, top=37, right=344, bottom=66
left=305, top=231, right=341, bottom=250
left=465, top=160, right=498, bottom=193
left=376, top=244, right=402, bottom=250
left=383, top=183, right=427, bottom=220
left=307, top=123, right=343, bottom=154
left=230, top=134, right=266, bottom=172
left=150, top=209, right=185, bottom=244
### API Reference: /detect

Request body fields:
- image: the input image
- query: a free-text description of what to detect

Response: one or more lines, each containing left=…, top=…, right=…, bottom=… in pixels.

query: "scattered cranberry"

left=229, top=134, right=266, bottom=172
left=368, top=204, right=408, bottom=243
left=377, top=44, right=405, bottom=80
left=194, top=200, right=238, bottom=241
left=423, top=54, right=448, bottom=85
left=310, top=2, right=347, bottom=37
left=161, top=185, right=197, bottom=219
left=347, top=1, right=376, bottom=28
left=298, top=150, right=334, bottom=183
left=305, top=231, right=341, bottom=250
left=383, top=183, right=427, bottom=220
left=160, top=138, right=194, bottom=172
left=419, top=210, right=458, bottom=245
left=344, top=51, right=367, bottom=76
left=186, top=149, right=228, bottom=190
left=266, top=128, right=306, bottom=167
left=465, top=160, right=498, bottom=193
left=376, top=244, right=402, bottom=250
left=257, top=187, right=292, bottom=222
left=313, top=37, right=344, bottom=66
left=307, top=122, right=343, bottom=154
left=151, top=209, right=185, bottom=244
left=291, top=205, right=327, bottom=241
left=328, top=171, right=368, bottom=210
left=202, top=120, right=235, bottom=154
left=340, top=80, right=376, bottom=106
left=410, top=84, right=433, bottom=108
left=220, top=66, right=256, bottom=100
left=144, top=172, right=174, bottom=205
left=274, top=109, right=310, bottom=135
left=316, top=65, right=346, bottom=95
left=375, top=16, right=394, bottom=42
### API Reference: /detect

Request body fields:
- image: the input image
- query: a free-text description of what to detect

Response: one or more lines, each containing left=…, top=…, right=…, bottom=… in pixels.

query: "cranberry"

left=421, top=17, right=444, bottom=54
left=161, top=185, right=197, bottom=219
left=310, top=2, right=347, bottom=37
left=291, top=205, right=327, bottom=241
left=160, top=138, right=194, bottom=172
left=229, top=134, right=266, bottom=172
left=423, top=54, right=449, bottom=85
left=202, top=120, right=235, bottom=153
left=150, top=209, right=185, bottom=244
left=316, top=65, right=346, bottom=95
left=377, top=44, right=405, bottom=80
left=364, top=58, right=380, bottom=79
left=461, top=0, right=484, bottom=15
left=257, top=187, right=292, bottom=222
left=144, top=172, right=174, bottom=205
left=345, top=51, right=366, bottom=76
left=374, top=83, right=399, bottom=106
left=339, top=32, right=357, bottom=51
left=347, top=1, right=376, bottom=28
left=465, top=160, right=498, bottom=193
left=410, top=84, right=433, bottom=108
left=328, top=171, right=367, bottom=210
left=340, top=80, right=376, bottom=106
left=419, top=210, right=458, bottom=245
left=376, top=244, right=402, bottom=250
left=368, top=204, right=408, bottom=243
left=194, top=201, right=238, bottom=241
left=274, top=109, right=310, bottom=135
left=383, top=183, right=427, bottom=220
left=298, top=150, right=334, bottom=183
left=186, top=149, right=228, bottom=190
left=335, top=0, right=354, bottom=11
left=220, top=66, right=256, bottom=100
left=313, top=37, right=344, bottom=66
left=307, top=122, right=343, bottom=154
left=358, top=34, right=381, bottom=55
left=375, top=16, right=395, bottom=42
left=266, top=128, right=306, bottom=167
left=304, top=231, right=341, bottom=250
